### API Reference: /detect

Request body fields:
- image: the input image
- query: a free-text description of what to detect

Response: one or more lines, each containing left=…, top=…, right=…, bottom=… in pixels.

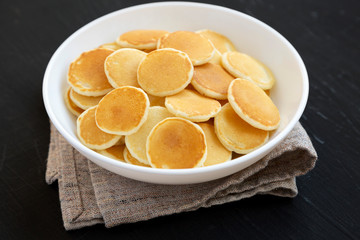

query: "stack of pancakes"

left=65, top=29, right=280, bottom=169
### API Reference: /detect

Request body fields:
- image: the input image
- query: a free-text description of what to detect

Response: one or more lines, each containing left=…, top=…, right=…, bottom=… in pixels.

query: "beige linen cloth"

left=46, top=122, right=317, bottom=230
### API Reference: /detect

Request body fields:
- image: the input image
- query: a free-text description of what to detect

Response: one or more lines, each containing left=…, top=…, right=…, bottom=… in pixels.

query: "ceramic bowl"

left=43, top=2, right=308, bottom=184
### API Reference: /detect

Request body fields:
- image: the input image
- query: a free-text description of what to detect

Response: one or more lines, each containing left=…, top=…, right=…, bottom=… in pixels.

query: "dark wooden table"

left=1, top=0, right=359, bottom=239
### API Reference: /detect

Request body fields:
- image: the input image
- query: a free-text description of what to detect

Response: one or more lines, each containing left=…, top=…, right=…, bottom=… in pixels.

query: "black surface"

left=0, top=0, right=359, bottom=239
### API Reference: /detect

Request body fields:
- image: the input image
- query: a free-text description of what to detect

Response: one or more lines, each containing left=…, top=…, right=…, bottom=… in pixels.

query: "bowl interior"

left=43, top=2, right=307, bottom=183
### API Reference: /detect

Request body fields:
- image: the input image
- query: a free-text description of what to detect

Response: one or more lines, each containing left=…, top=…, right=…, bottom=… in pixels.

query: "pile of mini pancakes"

left=64, top=29, right=280, bottom=169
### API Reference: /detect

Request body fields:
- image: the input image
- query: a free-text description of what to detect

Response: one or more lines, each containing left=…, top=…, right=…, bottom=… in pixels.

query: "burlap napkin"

left=46, top=122, right=317, bottom=230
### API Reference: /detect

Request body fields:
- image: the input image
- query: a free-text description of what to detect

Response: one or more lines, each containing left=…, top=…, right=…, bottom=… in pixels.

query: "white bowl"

left=43, top=2, right=308, bottom=184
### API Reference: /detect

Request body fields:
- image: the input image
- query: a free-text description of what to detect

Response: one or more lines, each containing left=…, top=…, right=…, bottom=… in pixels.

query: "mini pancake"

left=165, top=89, right=221, bottom=122
left=137, top=48, right=193, bottom=96
left=148, top=94, right=165, bottom=107
left=95, top=86, right=150, bottom=135
left=123, top=147, right=150, bottom=167
left=99, top=42, right=122, bottom=51
left=228, top=78, right=280, bottom=130
left=104, top=48, right=147, bottom=88
left=158, top=31, right=215, bottom=66
left=68, top=48, right=114, bottom=96
left=69, top=88, right=103, bottom=110
left=196, top=29, right=236, bottom=54
left=116, top=30, right=169, bottom=50
left=222, top=51, right=275, bottom=90
left=64, top=87, right=84, bottom=116
left=209, top=49, right=222, bottom=65
left=125, top=106, right=173, bottom=164
left=77, top=106, right=121, bottom=150
left=214, top=103, right=269, bottom=154
left=198, top=123, right=232, bottom=166
left=192, top=62, right=235, bottom=100
left=146, top=117, right=207, bottom=169
left=98, top=144, right=126, bottom=162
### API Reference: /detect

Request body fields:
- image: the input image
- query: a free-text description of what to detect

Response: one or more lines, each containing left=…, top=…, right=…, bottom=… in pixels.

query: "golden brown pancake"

left=196, top=29, right=236, bottom=54
left=123, top=147, right=150, bottom=167
left=95, top=86, right=150, bottom=135
left=68, top=48, right=114, bottom=96
left=146, top=117, right=207, bottom=169
left=191, top=62, right=235, bottom=100
left=116, top=30, right=169, bottom=50
left=98, top=144, right=126, bottom=162
left=222, top=51, right=274, bottom=90
left=158, top=31, right=215, bottom=66
left=214, top=103, right=269, bottom=154
left=77, top=106, right=121, bottom=150
left=98, top=42, right=122, bottom=51
left=137, top=48, right=193, bottom=96
left=228, top=78, right=280, bottom=130
left=69, top=88, right=103, bottom=110
left=64, top=87, right=84, bottom=116
left=125, top=106, right=173, bottom=164
left=198, top=123, right=232, bottom=166
left=165, top=89, right=221, bottom=122
left=104, top=48, right=147, bottom=88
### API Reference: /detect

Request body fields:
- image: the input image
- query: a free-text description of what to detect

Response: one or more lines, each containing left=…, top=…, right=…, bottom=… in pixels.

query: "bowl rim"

left=43, top=1, right=309, bottom=176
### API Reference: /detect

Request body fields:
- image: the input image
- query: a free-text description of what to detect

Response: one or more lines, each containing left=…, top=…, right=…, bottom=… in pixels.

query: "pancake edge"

left=198, top=123, right=233, bottom=167
left=64, top=87, right=83, bottom=116
left=165, top=93, right=221, bottom=122
left=77, top=106, right=121, bottom=150
left=228, top=79, right=280, bottom=131
left=69, top=88, right=103, bottom=110
left=221, top=52, right=274, bottom=90
left=195, top=29, right=237, bottom=54
left=191, top=78, right=228, bottom=100
left=97, top=147, right=125, bottom=162
left=214, top=104, right=269, bottom=154
left=123, top=147, right=150, bottom=167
